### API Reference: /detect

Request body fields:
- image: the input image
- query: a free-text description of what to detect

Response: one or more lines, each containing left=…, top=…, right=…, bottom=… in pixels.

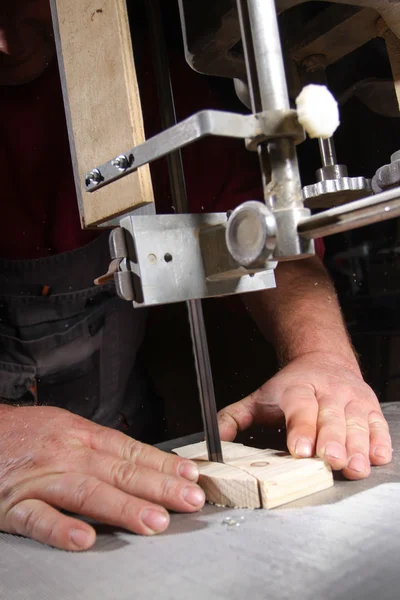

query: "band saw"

left=49, top=0, right=400, bottom=464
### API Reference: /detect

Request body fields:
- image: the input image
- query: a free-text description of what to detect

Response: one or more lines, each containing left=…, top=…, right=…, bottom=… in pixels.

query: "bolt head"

left=112, top=154, right=128, bottom=170
left=86, top=169, right=102, bottom=186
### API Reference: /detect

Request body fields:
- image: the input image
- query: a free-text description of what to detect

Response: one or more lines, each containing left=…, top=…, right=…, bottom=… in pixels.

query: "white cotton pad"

left=295, top=84, right=340, bottom=139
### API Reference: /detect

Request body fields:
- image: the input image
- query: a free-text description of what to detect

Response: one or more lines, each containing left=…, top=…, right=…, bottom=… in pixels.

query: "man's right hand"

left=0, top=405, right=205, bottom=551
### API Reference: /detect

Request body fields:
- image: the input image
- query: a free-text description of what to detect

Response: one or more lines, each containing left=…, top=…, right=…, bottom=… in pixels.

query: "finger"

left=281, top=385, right=318, bottom=458
left=83, top=426, right=200, bottom=482
left=342, top=402, right=371, bottom=480
left=368, top=410, right=392, bottom=466
left=27, top=472, right=172, bottom=536
left=4, top=498, right=96, bottom=551
left=80, top=450, right=205, bottom=513
left=217, top=397, right=257, bottom=441
left=315, top=396, right=348, bottom=470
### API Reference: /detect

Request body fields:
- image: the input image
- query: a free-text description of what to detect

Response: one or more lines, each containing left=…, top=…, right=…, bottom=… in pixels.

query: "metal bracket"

left=115, top=213, right=276, bottom=307
left=84, top=109, right=304, bottom=192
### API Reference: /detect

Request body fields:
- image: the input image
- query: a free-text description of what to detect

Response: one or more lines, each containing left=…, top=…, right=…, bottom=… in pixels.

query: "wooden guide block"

left=51, top=0, right=154, bottom=227
left=174, top=441, right=333, bottom=509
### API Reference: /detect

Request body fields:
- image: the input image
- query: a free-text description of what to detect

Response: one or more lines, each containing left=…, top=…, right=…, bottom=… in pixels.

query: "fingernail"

left=347, top=453, right=367, bottom=473
left=69, top=528, right=92, bottom=549
left=373, top=446, right=388, bottom=460
left=325, top=442, right=346, bottom=460
left=294, top=437, right=313, bottom=458
left=141, top=509, right=169, bottom=533
left=179, top=461, right=199, bottom=482
left=183, top=485, right=205, bottom=507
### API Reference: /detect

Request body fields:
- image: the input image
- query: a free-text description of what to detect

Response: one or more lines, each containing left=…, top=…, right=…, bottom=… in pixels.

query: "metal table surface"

left=1, top=402, right=400, bottom=600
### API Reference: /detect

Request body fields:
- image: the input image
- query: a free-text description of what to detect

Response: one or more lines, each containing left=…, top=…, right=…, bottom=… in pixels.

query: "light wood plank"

left=173, top=441, right=263, bottom=462
left=174, top=441, right=333, bottom=509
left=197, top=461, right=260, bottom=509
left=51, top=0, right=154, bottom=227
left=228, top=448, right=334, bottom=509
left=174, top=441, right=261, bottom=508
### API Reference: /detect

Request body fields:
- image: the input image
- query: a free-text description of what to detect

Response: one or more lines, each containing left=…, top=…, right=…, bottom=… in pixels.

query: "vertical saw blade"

left=147, top=0, right=223, bottom=463
left=187, top=299, right=224, bottom=463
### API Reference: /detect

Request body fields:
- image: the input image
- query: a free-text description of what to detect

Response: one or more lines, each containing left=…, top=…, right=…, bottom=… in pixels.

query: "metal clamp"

left=84, top=109, right=304, bottom=192
left=117, top=213, right=276, bottom=307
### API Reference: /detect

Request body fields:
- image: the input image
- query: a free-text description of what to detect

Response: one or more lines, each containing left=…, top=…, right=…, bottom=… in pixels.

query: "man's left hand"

left=218, top=352, right=392, bottom=480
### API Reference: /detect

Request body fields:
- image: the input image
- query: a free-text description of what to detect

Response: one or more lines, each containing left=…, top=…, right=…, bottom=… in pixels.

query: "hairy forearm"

left=242, top=257, right=361, bottom=374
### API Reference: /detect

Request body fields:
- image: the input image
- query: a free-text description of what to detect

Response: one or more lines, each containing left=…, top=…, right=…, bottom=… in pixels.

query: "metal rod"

left=242, top=0, right=304, bottom=210
left=319, top=138, right=337, bottom=168
left=147, top=0, right=223, bottom=463
left=298, top=187, right=400, bottom=239
left=246, top=0, right=289, bottom=112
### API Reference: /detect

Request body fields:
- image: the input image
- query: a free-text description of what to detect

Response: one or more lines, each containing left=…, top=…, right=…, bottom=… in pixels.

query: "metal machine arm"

left=85, top=0, right=400, bottom=309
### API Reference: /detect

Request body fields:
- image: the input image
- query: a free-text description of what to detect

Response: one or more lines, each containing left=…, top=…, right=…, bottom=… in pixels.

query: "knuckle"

left=159, top=475, right=178, bottom=504
left=217, top=410, right=231, bottom=424
left=0, top=456, right=36, bottom=505
left=369, top=410, right=389, bottom=428
left=218, top=409, right=237, bottom=429
left=158, top=454, right=172, bottom=475
left=0, top=480, right=21, bottom=508
left=286, top=383, right=316, bottom=396
left=119, top=496, right=138, bottom=525
left=8, top=501, right=41, bottom=538
left=318, top=407, right=344, bottom=423
left=112, top=461, right=139, bottom=489
left=122, top=439, right=144, bottom=464
left=42, top=518, right=58, bottom=545
left=334, top=383, right=351, bottom=397
left=346, top=417, right=369, bottom=435
left=72, top=477, right=102, bottom=512
left=286, top=416, right=313, bottom=431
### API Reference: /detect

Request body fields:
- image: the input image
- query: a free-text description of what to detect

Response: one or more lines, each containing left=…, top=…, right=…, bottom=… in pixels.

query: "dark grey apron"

left=0, top=233, right=153, bottom=437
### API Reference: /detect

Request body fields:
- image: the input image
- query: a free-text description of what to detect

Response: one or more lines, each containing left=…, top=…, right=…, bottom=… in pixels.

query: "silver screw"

left=111, top=154, right=129, bottom=170
left=86, top=169, right=102, bottom=186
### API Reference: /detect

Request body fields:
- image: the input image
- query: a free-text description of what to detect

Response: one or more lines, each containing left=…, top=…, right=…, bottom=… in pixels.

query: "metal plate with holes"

left=120, top=213, right=276, bottom=307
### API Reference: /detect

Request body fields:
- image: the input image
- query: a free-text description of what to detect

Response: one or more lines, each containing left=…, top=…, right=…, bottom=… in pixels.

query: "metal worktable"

left=1, top=402, right=400, bottom=600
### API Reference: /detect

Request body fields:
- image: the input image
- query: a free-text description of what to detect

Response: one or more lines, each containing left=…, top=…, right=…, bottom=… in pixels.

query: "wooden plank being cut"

left=50, top=0, right=154, bottom=227
left=174, top=441, right=333, bottom=509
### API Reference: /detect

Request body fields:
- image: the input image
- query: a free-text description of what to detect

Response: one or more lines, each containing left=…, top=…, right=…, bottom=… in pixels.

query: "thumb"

left=218, top=388, right=286, bottom=441
left=218, top=398, right=255, bottom=441
left=218, top=394, right=266, bottom=441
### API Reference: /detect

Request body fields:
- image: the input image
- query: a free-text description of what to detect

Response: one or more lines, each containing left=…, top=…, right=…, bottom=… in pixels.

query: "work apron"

left=0, top=233, right=154, bottom=438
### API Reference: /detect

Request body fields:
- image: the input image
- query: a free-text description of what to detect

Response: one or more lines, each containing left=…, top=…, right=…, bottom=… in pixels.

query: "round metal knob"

left=225, top=201, right=277, bottom=267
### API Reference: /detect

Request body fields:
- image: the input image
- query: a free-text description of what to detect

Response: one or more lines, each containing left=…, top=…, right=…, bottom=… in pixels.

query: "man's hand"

left=0, top=405, right=205, bottom=551
left=218, top=352, right=392, bottom=480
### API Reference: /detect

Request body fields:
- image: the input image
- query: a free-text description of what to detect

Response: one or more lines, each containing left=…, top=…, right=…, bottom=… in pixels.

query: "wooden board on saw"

left=50, top=0, right=154, bottom=227
left=174, top=441, right=333, bottom=509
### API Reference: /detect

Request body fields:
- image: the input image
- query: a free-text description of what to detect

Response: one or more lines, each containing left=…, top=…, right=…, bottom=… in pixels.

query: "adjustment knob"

left=295, top=84, right=340, bottom=139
